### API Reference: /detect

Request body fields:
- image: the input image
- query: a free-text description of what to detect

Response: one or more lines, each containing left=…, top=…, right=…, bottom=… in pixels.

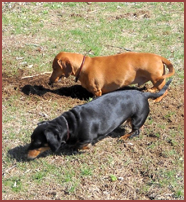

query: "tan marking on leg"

left=79, top=143, right=92, bottom=150
left=119, top=133, right=131, bottom=141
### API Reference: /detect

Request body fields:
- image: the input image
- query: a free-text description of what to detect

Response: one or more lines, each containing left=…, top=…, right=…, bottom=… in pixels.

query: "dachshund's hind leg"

left=119, top=113, right=147, bottom=141
left=119, top=129, right=140, bottom=141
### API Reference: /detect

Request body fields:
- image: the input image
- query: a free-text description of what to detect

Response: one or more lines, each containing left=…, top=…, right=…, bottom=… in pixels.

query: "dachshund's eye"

left=32, top=140, right=42, bottom=147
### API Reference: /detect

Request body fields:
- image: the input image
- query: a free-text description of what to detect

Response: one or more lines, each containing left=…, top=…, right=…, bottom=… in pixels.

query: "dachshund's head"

left=27, top=120, right=68, bottom=159
left=48, top=52, right=73, bottom=86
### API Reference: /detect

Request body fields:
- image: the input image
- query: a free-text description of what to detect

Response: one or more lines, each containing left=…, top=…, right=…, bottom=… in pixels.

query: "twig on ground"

left=3, top=164, right=17, bottom=175
left=21, top=72, right=51, bottom=79
left=25, top=43, right=41, bottom=47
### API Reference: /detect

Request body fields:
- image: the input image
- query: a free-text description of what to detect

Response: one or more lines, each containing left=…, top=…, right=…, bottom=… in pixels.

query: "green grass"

left=110, top=174, right=117, bottom=182
left=80, top=165, right=93, bottom=176
left=3, top=177, right=24, bottom=193
left=2, top=2, right=184, bottom=200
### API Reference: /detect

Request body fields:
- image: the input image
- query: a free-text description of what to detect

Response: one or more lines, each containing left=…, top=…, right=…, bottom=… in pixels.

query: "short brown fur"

left=49, top=52, right=174, bottom=102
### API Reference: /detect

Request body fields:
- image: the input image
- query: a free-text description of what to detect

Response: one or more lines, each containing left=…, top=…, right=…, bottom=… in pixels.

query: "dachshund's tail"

left=144, top=78, right=172, bottom=100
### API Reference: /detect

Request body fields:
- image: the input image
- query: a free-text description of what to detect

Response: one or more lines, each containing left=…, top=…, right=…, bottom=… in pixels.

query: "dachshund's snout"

left=48, top=81, right=53, bottom=87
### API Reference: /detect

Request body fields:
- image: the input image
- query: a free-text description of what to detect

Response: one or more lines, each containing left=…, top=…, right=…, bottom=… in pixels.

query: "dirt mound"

left=2, top=72, right=93, bottom=101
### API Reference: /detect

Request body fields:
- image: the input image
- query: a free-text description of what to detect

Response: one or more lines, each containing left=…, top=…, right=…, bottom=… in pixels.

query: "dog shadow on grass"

left=7, top=126, right=126, bottom=162
left=21, top=84, right=146, bottom=101
left=21, top=84, right=94, bottom=100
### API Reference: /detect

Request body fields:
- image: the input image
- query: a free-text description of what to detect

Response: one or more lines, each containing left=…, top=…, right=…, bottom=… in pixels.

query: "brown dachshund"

left=49, top=52, right=175, bottom=102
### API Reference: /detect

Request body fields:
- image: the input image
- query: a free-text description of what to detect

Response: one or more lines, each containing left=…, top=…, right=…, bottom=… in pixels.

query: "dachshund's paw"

left=118, top=134, right=131, bottom=142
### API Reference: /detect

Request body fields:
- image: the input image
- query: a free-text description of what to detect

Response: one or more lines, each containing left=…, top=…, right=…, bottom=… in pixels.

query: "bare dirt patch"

left=115, top=10, right=151, bottom=20
left=2, top=71, right=183, bottom=123
left=2, top=71, right=93, bottom=104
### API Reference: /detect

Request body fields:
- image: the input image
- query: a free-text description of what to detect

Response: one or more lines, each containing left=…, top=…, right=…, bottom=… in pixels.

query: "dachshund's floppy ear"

left=57, top=59, right=73, bottom=77
left=44, top=129, right=61, bottom=152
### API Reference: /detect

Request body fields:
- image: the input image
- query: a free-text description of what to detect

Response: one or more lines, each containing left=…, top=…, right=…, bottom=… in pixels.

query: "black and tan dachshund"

left=27, top=79, right=172, bottom=159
